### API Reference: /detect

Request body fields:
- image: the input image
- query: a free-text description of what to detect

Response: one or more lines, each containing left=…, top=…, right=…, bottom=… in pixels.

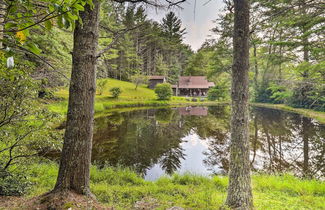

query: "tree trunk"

left=226, top=0, right=253, bottom=209
left=53, top=0, right=100, bottom=195
left=0, top=0, right=6, bottom=49
left=253, top=42, right=258, bottom=100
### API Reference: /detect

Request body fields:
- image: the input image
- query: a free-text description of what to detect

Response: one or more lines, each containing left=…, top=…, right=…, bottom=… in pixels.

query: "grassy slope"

left=26, top=163, right=325, bottom=210
left=47, top=78, right=224, bottom=116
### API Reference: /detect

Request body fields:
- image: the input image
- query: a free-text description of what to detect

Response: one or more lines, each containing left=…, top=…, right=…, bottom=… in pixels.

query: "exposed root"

left=0, top=190, right=112, bottom=210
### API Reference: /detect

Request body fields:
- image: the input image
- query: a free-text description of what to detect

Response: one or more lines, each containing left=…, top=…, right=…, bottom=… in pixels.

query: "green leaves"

left=25, top=43, right=42, bottom=55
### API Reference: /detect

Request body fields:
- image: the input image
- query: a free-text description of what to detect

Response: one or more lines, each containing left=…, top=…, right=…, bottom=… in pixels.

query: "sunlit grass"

left=47, top=78, right=225, bottom=116
left=27, top=163, right=325, bottom=210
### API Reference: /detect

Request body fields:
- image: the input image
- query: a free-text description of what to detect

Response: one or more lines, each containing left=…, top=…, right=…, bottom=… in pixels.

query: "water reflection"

left=92, top=106, right=325, bottom=180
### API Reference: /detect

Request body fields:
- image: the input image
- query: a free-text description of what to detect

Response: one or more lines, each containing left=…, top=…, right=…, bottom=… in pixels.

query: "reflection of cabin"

left=148, top=76, right=167, bottom=89
left=172, top=76, right=215, bottom=96
left=178, top=107, right=208, bottom=116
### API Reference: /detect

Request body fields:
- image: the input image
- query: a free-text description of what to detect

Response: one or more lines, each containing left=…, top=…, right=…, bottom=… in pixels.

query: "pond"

left=92, top=106, right=325, bottom=180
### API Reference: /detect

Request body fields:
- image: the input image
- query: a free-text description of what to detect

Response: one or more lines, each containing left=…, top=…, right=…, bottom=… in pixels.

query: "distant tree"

left=130, top=74, right=148, bottom=90
left=97, top=79, right=108, bottom=95
left=207, top=85, right=227, bottom=101
left=161, top=12, right=186, bottom=43
left=155, top=83, right=173, bottom=100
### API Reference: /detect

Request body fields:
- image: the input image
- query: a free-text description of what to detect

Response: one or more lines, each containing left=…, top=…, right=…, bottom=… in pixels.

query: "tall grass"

left=27, top=163, right=325, bottom=210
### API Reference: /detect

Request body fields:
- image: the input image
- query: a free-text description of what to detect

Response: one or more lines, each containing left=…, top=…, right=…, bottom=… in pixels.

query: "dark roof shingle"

left=177, top=76, right=213, bottom=89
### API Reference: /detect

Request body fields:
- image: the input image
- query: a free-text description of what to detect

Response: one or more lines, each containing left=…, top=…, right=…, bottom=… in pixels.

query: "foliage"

left=0, top=58, right=61, bottom=195
left=2, top=0, right=89, bottom=61
left=209, top=0, right=325, bottom=113
left=130, top=74, right=148, bottom=90
left=97, top=5, right=192, bottom=82
left=154, top=83, right=172, bottom=100
left=110, top=87, right=122, bottom=98
left=0, top=168, right=32, bottom=196
left=208, top=84, right=228, bottom=101
left=97, top=79, right=108, bottom=95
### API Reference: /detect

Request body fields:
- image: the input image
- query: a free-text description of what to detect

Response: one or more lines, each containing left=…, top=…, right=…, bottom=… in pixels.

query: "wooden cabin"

left=148, top=76, right=167, bottom=89
left=172, top=76, right=215, bottom=96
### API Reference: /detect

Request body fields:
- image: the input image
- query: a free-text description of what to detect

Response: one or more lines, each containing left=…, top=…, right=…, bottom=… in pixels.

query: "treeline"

left=97, top=3, right=192, bottom=84
left=28, top=3, right=192, bottom=86
left=187, top=0, right=324, bottom=111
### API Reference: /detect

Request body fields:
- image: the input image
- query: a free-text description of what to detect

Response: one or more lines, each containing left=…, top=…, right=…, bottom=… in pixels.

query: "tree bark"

left=226, top=0, right=253, bottom=209
left=53, top=0, right=100, bottom=195
left=0, top=0, right=6, bottom=49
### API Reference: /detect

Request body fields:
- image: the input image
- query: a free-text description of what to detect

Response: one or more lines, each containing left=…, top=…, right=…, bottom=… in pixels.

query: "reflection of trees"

left=92, top=106, right=324, bottom=179
left=160, top=147, right=185, bottom=175
left=92, top=109, right=188, bottom=176
left=250, top=107, right=325, bottom=178
left=193, top=106, right=231, bottom=174
left=202, top=106, right=324, bottom=178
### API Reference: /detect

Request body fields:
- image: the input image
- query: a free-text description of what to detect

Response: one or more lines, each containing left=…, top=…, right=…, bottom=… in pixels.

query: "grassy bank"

left=16, top=163, right=324, bottom=209
left=47, top=78, right=224, bottom=116
left=47, top=79, right=325, bottom=125
left=253, top=103, right=325, bottom=124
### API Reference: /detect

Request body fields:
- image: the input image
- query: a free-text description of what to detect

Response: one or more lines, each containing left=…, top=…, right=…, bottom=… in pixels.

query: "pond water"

left=92, top=106, right=325, bottom=180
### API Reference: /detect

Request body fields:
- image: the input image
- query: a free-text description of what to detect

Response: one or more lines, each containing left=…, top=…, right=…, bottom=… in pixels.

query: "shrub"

left=97, top=79, right=108, bottom=95
left=110, top=87, right=122, bottom=98
left=0, top=171, right=32, bottom=196
left=191, top=98, right=198, bottom=102
left=207, top=86, right=227, bottom=101
left=154, top=83, right=172, bottom=100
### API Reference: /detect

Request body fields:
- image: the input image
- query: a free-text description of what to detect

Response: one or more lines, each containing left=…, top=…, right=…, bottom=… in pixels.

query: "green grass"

left=253, top=103, right=325, bottom=124
left=27, top=163, right=325, bottom=210
left=47, top=79, right=325, bottom=125
left=47, top=78, right=225, bottom=116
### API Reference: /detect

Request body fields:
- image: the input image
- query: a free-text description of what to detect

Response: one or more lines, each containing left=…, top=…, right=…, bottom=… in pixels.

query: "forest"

left=0, top=0, right=324, bottom=209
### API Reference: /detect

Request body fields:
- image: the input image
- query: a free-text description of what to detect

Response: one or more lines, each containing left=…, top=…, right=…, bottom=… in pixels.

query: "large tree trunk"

left=53, top=0, right=100, bottom=195
left=226, top=0, right=253, bottom=209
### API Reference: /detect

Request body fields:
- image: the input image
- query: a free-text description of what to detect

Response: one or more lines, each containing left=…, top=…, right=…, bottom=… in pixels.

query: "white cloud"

left=147, top=0, right=225, bottom=51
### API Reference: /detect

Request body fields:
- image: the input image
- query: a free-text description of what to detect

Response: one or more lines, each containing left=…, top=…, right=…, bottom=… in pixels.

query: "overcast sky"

left=147, top=0, right=225, bottom=51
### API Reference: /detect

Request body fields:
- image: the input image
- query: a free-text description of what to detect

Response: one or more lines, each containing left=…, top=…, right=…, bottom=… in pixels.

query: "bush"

left=0, top=171, right=32, bottom=196
left=207, top=86, right=227, bottom=101
left=191, top=98, right=198, bottom=102
left=154, top=83, right=172, bottom=100
left=110, top=87, right=122, bottom=98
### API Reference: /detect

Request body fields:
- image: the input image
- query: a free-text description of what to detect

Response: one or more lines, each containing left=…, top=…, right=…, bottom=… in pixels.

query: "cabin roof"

left=177, top=76, right=214, bottom=89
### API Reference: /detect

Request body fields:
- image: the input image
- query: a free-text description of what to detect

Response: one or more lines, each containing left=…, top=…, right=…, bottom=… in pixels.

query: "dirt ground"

left=0, top=191, right=112, bottom=210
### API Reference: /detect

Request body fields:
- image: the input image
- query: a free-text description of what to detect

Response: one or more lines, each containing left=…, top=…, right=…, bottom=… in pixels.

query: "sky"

left=147, top=0, right=225, bottom=51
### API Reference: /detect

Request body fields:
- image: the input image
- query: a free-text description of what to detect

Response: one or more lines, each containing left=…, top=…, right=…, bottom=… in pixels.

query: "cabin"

left=172, top=76, right=215, bottom=96
left=148, top=76, right=167, bottom=89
